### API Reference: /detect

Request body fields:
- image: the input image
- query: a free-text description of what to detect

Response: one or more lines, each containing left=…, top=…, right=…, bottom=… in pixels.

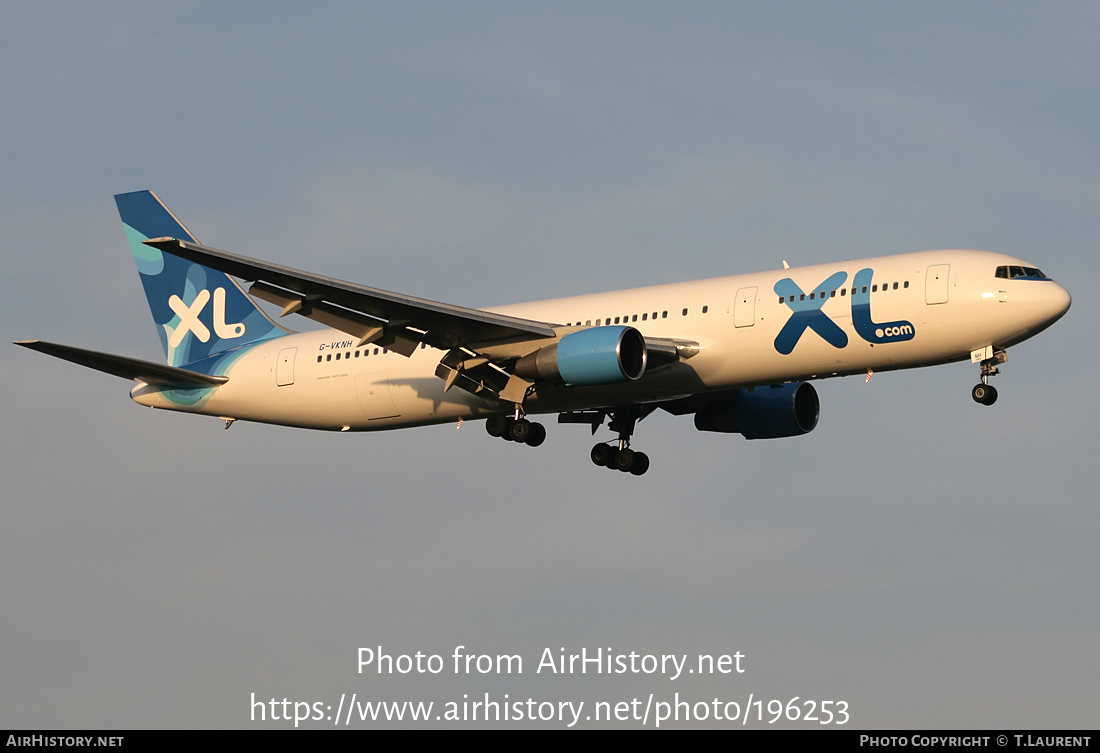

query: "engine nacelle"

left=694, top=382, right=819, bottom=438
left=515, top=326, right=647, bottom=385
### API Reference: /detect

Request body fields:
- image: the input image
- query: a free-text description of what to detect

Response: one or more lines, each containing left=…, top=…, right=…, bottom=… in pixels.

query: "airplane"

left=17, top=190, right=1071, bottom=476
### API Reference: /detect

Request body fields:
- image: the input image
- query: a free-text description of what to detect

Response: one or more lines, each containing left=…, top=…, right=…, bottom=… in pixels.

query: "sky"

left=2, top=1, right=1098, bottom=729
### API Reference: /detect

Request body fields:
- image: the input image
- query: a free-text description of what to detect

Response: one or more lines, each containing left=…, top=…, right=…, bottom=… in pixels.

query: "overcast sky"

left=2, top=2, right=1097, bottom=729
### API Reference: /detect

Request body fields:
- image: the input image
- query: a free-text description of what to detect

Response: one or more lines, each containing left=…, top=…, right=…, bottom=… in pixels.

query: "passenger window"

left=702, top=305, right=708, bottom=314
left=682, top=308, right=688, bottom=316
left=316, top=355, right=322, bottom=363
left=632, top=314, right=638, bottom=322
left=642, top=313, right=648, bottom=321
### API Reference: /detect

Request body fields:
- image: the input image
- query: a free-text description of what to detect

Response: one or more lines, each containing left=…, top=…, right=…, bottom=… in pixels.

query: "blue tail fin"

left=115, top=190, right=286, bottom=367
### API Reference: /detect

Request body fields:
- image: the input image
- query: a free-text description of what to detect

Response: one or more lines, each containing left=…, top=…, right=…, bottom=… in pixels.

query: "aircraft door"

left=926, top=265, right=950, bottom=305
left=276, top=347, right=297, bottom=386
left=734, top=286, right=757, bottom=327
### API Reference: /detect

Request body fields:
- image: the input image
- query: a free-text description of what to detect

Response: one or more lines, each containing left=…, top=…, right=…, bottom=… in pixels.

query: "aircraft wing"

left=14, top=340, right=228, bottom=387
left=143, top=238, right=557, bottom=354
left=142, top=236, right=696, bottom=405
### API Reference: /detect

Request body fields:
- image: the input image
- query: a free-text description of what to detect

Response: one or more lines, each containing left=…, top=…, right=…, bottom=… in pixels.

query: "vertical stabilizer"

left=115, top=190, right=286, bottom=366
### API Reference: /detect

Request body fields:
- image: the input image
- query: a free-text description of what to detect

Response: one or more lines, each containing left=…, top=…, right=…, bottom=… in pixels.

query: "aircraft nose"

left=1047, top=282, right=1072, bottom=322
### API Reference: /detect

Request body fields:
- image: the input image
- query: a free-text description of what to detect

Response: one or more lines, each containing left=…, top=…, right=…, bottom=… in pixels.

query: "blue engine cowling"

left=514, top=326, right=647, bottom=385
left=693, top=382, right=819, bottom=438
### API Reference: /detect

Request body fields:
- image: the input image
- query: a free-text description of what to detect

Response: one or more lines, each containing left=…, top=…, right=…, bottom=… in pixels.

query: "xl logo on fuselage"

left=773, top=268, right=915, bottom=355
left=167, top=287, right=246, bottom=348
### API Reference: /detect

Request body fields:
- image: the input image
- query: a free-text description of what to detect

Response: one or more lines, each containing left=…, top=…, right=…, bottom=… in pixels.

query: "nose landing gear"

left=971, top=383, right=998, bottom=406
left=971, top=347, right=1007, bottom=406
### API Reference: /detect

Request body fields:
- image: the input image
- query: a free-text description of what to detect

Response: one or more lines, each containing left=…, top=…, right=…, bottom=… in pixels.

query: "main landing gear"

left=971, top=348, right=1007, bottom=406
left=589, top=406, right=651, bottom=476
left=590, top=442, right=650, bottom=476
left=485, top=412, right=546, bottom=447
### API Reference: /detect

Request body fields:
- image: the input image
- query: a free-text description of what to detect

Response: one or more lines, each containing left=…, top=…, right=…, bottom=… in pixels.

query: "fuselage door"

left=734, top=286, right=758, bottom=328
left=926, top=265, right=950, bottom=305
left=276, top=347, right=297, bottom=386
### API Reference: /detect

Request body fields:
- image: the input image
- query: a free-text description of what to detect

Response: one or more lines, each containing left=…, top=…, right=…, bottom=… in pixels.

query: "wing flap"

left=15, top=340, right=228, bottom=387
left=248, top=280, right=423, bottom=354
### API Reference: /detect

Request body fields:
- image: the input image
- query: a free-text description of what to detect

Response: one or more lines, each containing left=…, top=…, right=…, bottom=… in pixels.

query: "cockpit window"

left=995, top=265, right=1049, bottom=280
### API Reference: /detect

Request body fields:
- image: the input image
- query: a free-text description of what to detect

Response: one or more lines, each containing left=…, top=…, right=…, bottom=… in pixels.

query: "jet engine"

left=515, top=326, right=647, bottom=385
left=694, top=382, right=819, bottom=438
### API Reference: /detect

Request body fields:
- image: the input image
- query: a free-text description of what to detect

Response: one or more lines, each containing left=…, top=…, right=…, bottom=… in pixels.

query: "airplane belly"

left=203, top=368, right=360, bottom=429
left=350, top=363, right=496, bottom=429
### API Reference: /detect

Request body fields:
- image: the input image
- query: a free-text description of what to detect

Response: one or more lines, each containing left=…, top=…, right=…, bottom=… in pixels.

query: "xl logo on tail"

left=167, top=287, right=246, bottom=348
left=773, top=268, right=916, bottom=354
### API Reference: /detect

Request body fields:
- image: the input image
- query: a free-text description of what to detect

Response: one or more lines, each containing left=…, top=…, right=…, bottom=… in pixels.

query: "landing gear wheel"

left=509, top=418, right=532, bottom=443
left=525, top=422, right=547, bottom=447
left=613, top=448, right=636, bottom=473
left=972, top=383, right=998, bottom=406
left=485, top=414, right=507, bottom=437
left=591, top=443, right=614, bottom=467
left=629, top=452, right=650, bottom=476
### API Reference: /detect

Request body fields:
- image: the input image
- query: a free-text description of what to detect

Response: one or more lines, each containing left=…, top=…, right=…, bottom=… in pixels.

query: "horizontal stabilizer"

left=14, top=340, right=228, bottom=387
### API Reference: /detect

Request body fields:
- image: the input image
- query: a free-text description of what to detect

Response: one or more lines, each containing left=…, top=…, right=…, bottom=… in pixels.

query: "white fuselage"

left=130, top=249, right=1071, bottom=431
